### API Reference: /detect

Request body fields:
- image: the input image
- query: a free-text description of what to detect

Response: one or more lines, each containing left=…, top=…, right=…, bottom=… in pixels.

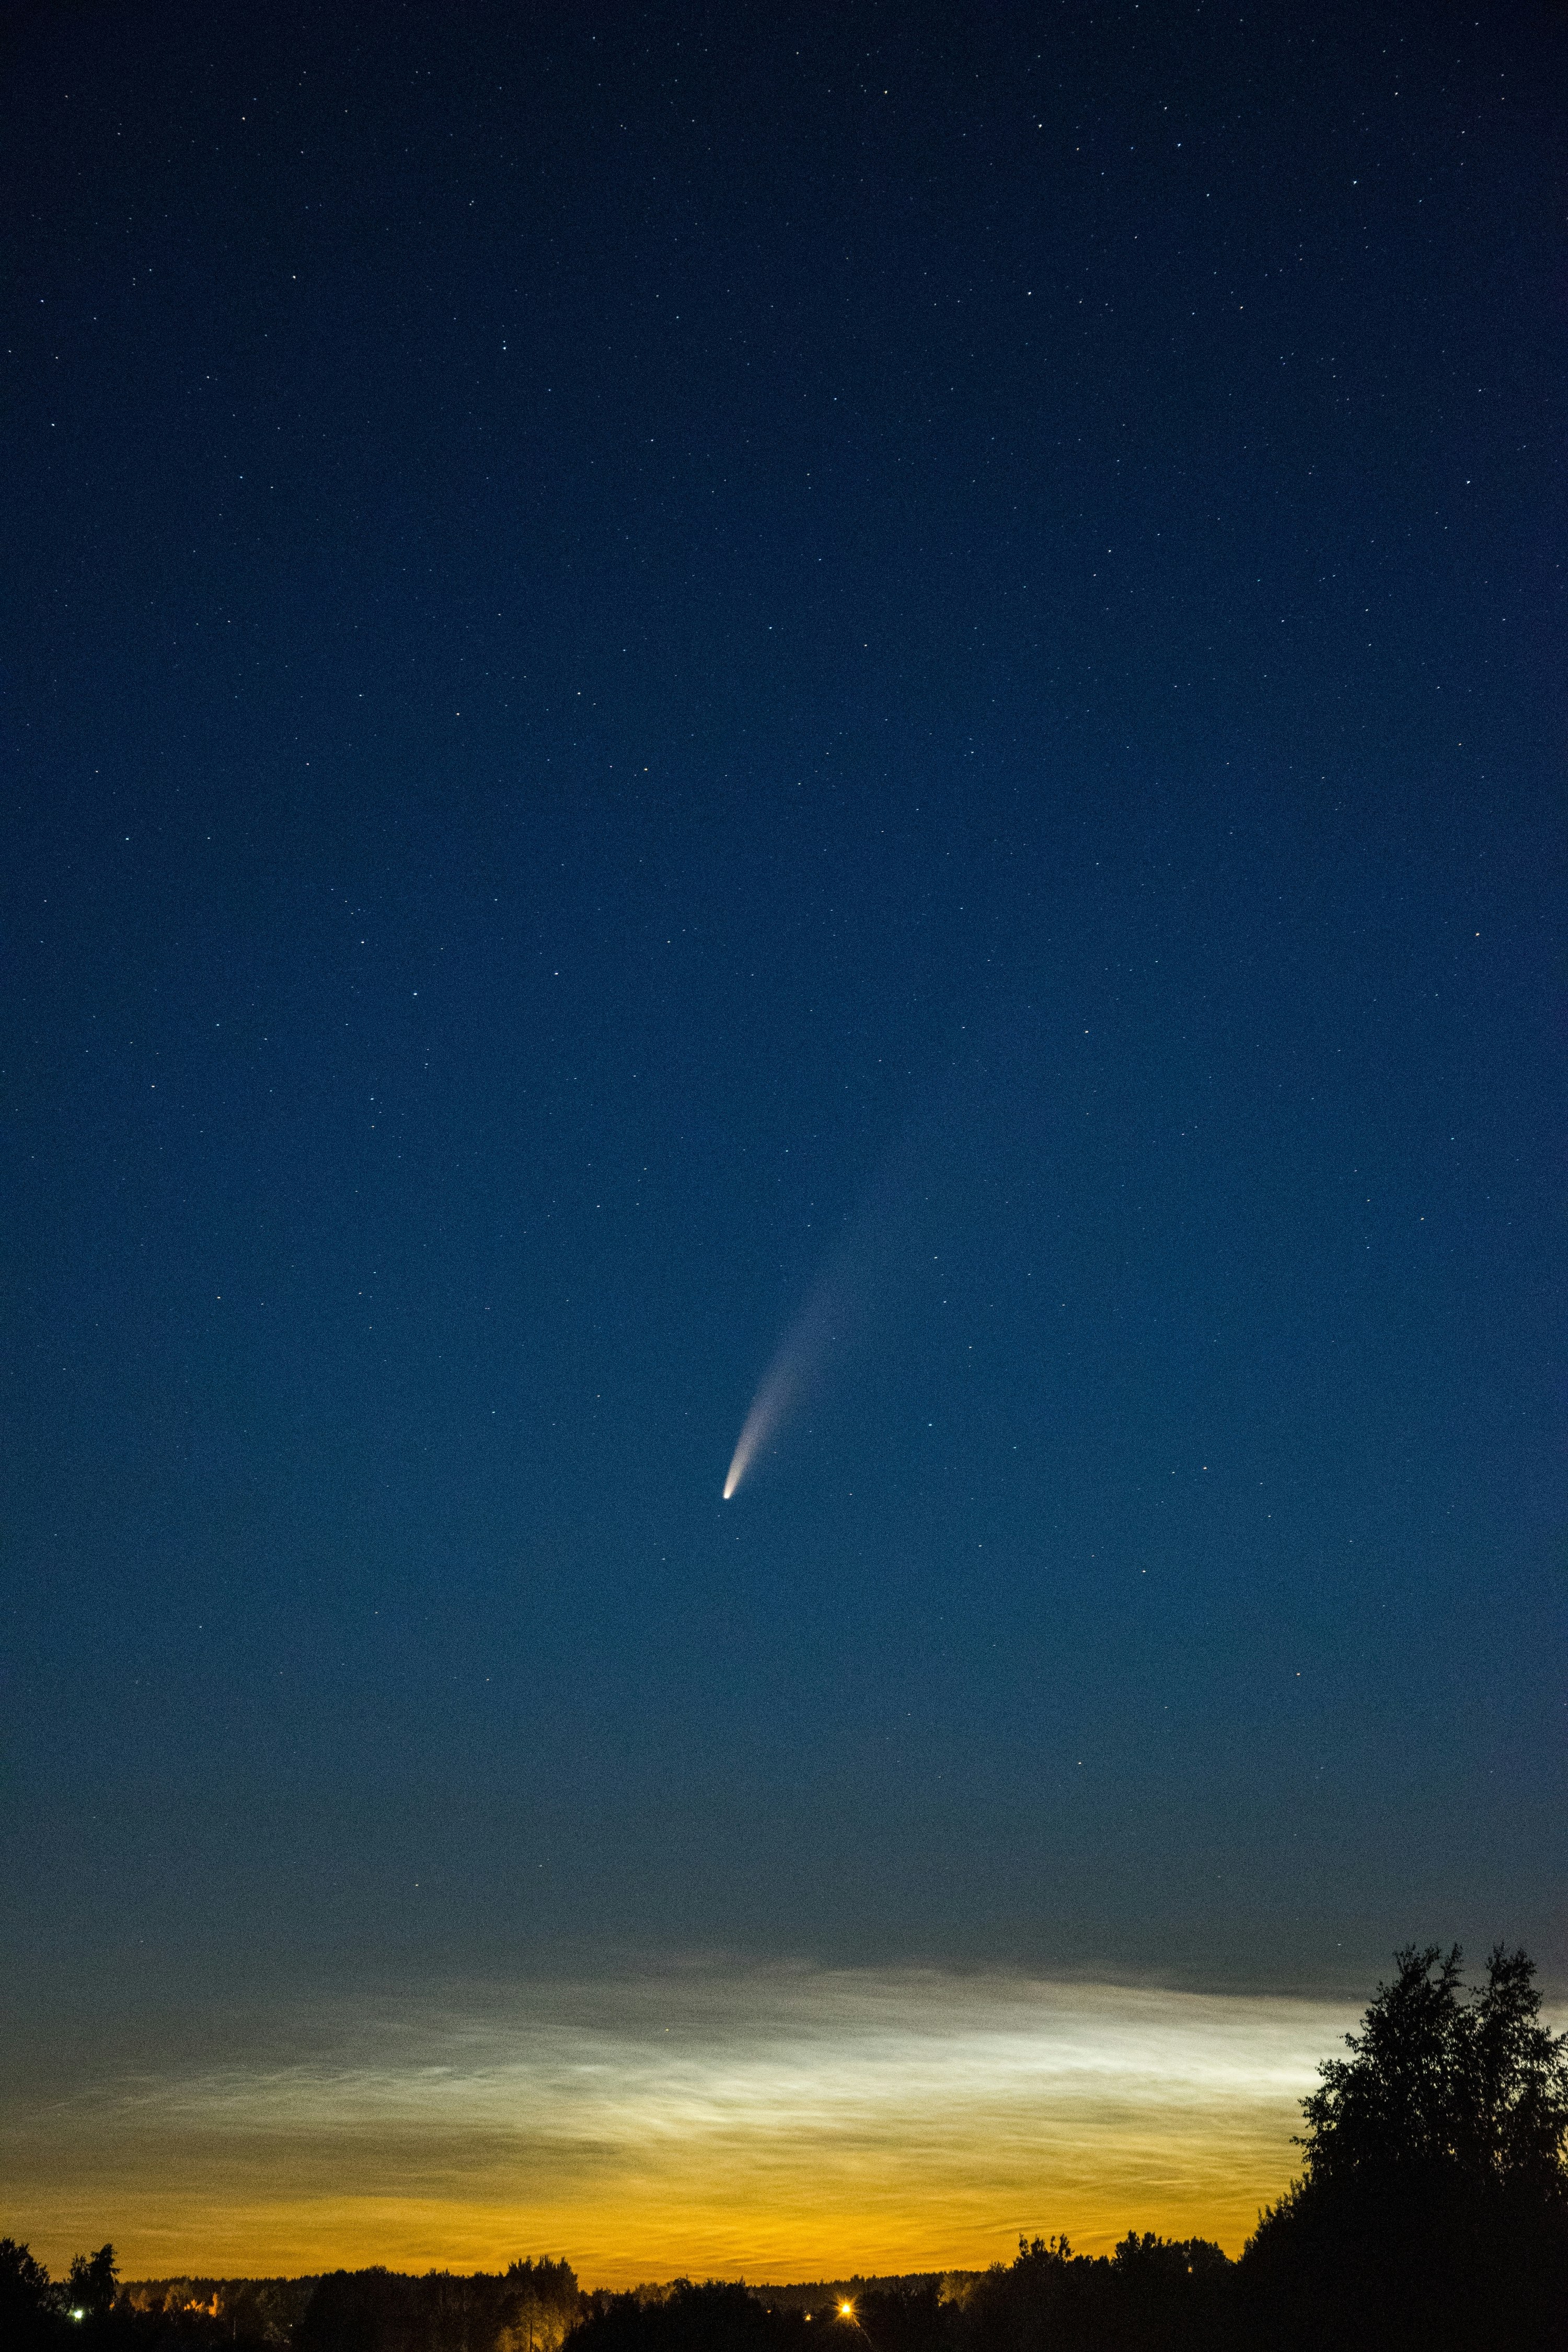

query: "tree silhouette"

left=566, top=2281, right=813, bottom=2352
left=1297, top=1942, right=1568, bottom=2194
left=1243, top=1944, right=1568, bottom=2351
left=1, top=2240, right=63, bottom=2350
left=1465, top=1942, right=1568, bottom=2190
left=65, top=2246, right=119, bottom=2322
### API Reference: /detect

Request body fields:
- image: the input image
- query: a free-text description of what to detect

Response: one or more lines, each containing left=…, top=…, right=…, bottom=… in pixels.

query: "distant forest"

left=7, top=1947, right=1566, bottom=2352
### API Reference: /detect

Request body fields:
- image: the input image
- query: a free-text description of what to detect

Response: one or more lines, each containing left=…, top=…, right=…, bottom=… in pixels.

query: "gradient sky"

left=3, top=0, right=1564, bottom=2283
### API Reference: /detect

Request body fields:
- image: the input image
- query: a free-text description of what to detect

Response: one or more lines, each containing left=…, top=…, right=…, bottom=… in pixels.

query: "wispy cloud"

left=10, top=1966, right=1353, bottom=2282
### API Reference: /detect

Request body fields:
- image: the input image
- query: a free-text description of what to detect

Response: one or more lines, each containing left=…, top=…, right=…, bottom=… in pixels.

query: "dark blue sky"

left=3, top=0, right=1563, bottom=2023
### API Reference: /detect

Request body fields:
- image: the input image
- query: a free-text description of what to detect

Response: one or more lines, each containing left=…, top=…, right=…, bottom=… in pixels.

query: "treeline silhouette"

left=0, top=2255, right=581, bottom=2352
left=6, top=1945, right=1565, bottom=2352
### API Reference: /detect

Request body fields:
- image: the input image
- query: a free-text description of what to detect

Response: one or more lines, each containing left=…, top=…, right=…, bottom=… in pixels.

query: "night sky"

left=3, top=0, right=1564, bottom=2282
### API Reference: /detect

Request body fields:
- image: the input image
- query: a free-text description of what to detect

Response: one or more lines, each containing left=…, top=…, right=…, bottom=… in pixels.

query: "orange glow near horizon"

left=7, top=1968, right=1355, bottom=2287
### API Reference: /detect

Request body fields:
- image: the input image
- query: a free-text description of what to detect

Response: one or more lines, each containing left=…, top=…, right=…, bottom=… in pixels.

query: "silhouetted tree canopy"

left=561, top=2244, right=1233, bottom=2352
left=961, top=2231, right=1232, bottom=2352
left=66, top=2248, right=121, bottom=2323
left=0, top=2239, right=276, bottom=2350
left=2, top=2239, right=63, bottom=2352
left=1243, top=1943, right=1568, bottom=2350
left=1299, top=1942, right=1568, bottom=2192
left=290, top=2261, right=582, bottom=2352
left=567, top=2282, right=815, bottom=2352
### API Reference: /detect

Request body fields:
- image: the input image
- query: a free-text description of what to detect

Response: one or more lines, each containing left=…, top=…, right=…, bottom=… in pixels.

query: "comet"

left=723, top=1271, right=848, bottom=1498
left=720, top=1038, right=1005, bottom=1499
